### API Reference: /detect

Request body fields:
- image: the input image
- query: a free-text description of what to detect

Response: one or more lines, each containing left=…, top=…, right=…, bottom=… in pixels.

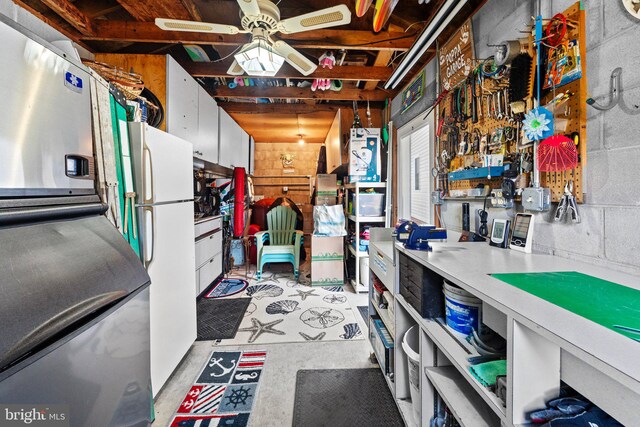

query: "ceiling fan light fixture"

left=234, top=36, right=285, bottom=77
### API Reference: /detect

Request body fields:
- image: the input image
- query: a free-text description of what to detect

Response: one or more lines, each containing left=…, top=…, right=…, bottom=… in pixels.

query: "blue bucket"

left=444, top=282, right=482, bottom=336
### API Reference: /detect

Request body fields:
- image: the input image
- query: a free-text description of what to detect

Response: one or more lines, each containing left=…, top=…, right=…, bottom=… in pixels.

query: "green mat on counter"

left=491, top=271, right=640, bottom=342
left=469, top=360, right=506, bottom=387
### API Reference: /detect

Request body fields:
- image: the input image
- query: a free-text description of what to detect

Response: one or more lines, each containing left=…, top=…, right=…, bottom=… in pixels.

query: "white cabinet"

left=195, top=86, right=219, bottom=163
left=166, top=56, right=198, bottom=144
left=194, top=216, right=223, bottom=296
left=218, top=109, right=250, bottom=170
left=240, top=129, right=250, bottom=171
left=218, top=108, right=235, bottom=169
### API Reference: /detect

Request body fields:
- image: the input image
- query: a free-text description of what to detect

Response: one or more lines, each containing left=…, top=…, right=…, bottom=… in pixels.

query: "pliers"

left=554, top=180, right=581, bottom=223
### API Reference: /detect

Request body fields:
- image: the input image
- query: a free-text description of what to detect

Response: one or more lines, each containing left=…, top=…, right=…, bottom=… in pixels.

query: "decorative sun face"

left=523, top=108, right=553, bottom=141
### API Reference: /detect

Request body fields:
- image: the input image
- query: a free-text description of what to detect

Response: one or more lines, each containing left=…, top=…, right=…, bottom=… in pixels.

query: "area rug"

left=293, top=369, right=403, bottom=427
left=357, top=306, right=369, bottom=324
left=205, top=278, right=249, bottom=298
left=209, top=264, right=363, bottom=345
left=169, top=349, right=266, bottom=427
left=197, top=298, right=252, bottom=341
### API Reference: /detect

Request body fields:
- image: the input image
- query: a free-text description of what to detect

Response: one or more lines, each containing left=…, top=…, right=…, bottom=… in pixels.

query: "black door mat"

left=196, top=297, right=252, bottom=341
left=293, top=369, right=403, bottom=427
left=357, top=306, right=369, bottom=323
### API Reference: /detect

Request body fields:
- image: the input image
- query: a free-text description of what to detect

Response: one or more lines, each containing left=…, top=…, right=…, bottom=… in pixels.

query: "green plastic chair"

left=255, top=206, right=303, bottom=279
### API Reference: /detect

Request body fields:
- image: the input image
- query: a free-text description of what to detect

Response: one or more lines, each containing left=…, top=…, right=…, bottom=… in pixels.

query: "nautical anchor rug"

left=169, top=349, right=267, bottom=427
left=208, top=263, right=365, bottom=345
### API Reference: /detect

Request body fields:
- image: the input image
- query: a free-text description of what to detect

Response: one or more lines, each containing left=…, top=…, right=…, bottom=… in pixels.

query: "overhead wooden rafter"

left=219, top=102, right=340, bottom=114
left=364, top=51, right=394, bottom=90
left=39, top=0, right=94, bottom=36
left=185, top=62, right=392, bottom=81
left=215, top=86, right=389, bottom=101
left=114, top=0, right=193, bottom=21
left=80, top=21, right=415, bottom=51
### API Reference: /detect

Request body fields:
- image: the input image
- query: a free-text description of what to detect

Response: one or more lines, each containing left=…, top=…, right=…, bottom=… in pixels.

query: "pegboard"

left=538, top=2, right=587, bottom=203
left=438, top=1, right=587, bottom=203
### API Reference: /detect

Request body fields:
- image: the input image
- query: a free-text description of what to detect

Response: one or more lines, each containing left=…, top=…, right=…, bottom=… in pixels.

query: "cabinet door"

left=196, top=86, right=219, bottom=163
left=218, top=108, right=235, bottom=168
left=239, top=129, right=250, bottom=171
left=166, top=56, right=198, bottom=144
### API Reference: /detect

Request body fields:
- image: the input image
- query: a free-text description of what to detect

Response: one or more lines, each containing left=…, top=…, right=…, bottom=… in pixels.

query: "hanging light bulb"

left=298, top=134, right=305, bottom=145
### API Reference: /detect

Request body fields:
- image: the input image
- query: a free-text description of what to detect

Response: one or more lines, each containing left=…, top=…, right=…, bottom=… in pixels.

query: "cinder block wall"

left=392, top=0, right=640, bottom=275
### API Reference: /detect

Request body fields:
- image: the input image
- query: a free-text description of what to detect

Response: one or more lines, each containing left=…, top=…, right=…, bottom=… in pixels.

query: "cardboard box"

left=349, top=128, right=381, bottom=183
left=314, top=196, right=338, bottom=206
left=311, top=235, right=344, bottom=286
left=315, top=174, right=338, bottom=196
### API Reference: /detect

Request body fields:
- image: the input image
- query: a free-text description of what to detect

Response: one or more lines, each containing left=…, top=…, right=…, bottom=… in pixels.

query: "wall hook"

left=587, top=67, right=622, bottom=111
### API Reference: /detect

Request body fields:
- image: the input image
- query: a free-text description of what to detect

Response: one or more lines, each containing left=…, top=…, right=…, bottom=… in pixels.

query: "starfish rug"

left=206, top=263, right=364, bottom=345
left=169, top=349, right=266, bottom=427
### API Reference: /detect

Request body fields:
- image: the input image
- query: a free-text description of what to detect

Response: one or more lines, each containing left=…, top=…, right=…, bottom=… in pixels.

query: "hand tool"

left=554, top=180, right=580, bottom=223
left=471, top=74, right=478, bottom=123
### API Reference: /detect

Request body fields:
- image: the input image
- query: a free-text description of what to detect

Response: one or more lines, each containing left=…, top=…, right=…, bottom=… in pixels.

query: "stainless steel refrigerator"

left=0, top=15, right=152, bottom=426
left=128, top=122, right=197, bottom=396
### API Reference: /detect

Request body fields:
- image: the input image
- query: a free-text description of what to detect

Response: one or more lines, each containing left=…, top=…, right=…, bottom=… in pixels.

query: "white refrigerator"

left=128, top=123, right=196, bottom=396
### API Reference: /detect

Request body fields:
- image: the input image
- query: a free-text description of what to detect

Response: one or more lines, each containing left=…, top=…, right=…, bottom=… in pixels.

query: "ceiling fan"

left=155, top=0, right=352, bottom=77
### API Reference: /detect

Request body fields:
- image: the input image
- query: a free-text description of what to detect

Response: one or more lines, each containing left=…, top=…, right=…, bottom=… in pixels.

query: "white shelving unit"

left=344, top=181, right=388, bottom=293
left=366, top=229, right=639, bottom=427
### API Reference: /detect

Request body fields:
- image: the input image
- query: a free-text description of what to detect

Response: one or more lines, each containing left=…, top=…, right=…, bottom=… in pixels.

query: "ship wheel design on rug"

left=238, top=318, right=286, bottom=343
left=225, top=386, right=252, bottom=409
left=288, top=289, right=319, bottom=301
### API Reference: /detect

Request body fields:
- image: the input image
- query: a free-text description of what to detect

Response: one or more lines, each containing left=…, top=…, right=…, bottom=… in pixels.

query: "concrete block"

left=586, top=113, right=603, bottom=152
left=586, top=31, right=640, bottom=102
left=586, top=147, right=640, bottom=205
left=602, top=86, right=640, bottom=150
left=472, top=0, right=521, bottom=48
left=604, top=0, right=639, bottom=39
left=604, top=207, right=640, bottom=268
left=533, top=205, right=604, bottom=258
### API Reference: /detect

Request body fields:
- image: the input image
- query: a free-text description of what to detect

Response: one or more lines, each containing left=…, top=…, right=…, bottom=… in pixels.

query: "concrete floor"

left=154, top=285, right=375, bottom=426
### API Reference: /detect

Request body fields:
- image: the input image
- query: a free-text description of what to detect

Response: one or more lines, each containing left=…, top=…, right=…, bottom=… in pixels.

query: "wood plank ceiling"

left=12, top=0, right=484, bottom=143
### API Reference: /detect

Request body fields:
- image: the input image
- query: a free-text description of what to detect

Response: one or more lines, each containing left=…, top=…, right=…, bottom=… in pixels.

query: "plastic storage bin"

left=356, top=193, right=385, bottom=217
left=402, top=325, right=420, bottom=425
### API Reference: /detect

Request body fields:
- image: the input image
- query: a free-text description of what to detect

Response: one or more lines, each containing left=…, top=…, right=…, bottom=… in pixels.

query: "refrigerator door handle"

left=143, top=144, right=155, bottom=205
left=143, top=206, right=155, bottom=268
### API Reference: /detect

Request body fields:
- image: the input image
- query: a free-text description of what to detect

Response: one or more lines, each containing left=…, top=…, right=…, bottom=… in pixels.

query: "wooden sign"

left=438, top=19, right=475, bottom=91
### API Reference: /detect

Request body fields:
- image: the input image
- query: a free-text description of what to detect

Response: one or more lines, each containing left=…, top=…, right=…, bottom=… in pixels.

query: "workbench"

left=367, top=229, right=639, bottom=427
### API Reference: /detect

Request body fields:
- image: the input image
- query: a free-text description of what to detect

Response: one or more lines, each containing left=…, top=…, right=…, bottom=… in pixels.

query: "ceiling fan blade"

left=237, top=0, right=261, bottom=17
left=155, top=18, right=241, bottom=34
left=227, top=60, right=245, bottom=76
left=272, top=41, right=317, bottom=76
left=277, top=5, right=352, bottom=34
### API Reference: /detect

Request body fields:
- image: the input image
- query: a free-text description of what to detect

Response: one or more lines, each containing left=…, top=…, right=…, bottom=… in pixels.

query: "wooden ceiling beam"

left=215, top=86, right=391, bottom=101
left=218, top=102, right=341, bottom=115
left=364, top=51, right=394, bottom=90
left=39, top=0, right=95, bottom=36
left=184, top=62, right=392, bottom=81
left=114, top=0, right=192, bottom=21
left=76, top=0, right=123, bottom=19
left=179, top=0, right=202, bottom=21
left=81, top=21, right=414, bottom=51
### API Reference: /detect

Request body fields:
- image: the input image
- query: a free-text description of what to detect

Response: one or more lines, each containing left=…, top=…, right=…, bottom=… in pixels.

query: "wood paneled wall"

left=94, top=53, right=167, bottom=131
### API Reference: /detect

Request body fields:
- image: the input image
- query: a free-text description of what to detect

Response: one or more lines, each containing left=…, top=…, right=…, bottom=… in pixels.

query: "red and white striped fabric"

left=238, top=351, right=266, bottom=368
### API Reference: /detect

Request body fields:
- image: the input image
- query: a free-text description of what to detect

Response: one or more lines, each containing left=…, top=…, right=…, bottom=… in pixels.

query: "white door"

left=141, top=201, right=196, bottom=396
left=132, top=124, right=193, bottom=204
left=410, top=125, right=431, bottom=223
left=196, top=86, right=219, bottom=163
